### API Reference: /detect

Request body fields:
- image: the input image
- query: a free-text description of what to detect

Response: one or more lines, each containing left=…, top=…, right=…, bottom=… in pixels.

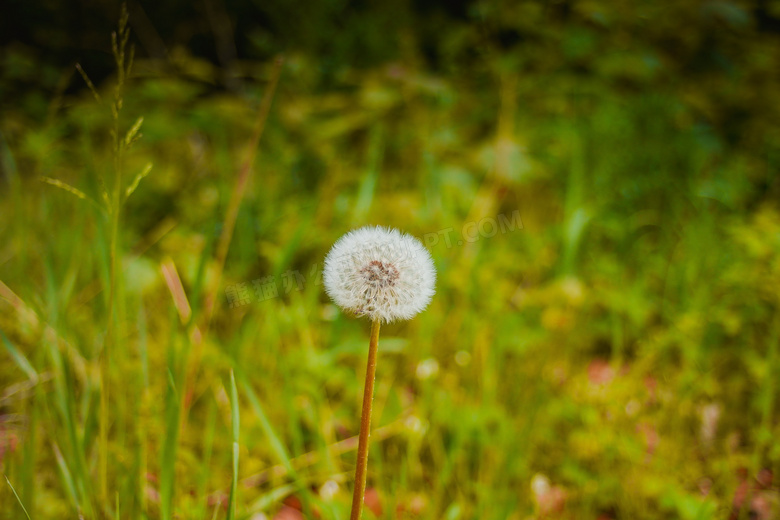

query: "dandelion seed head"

left=323, top=226, right=436, bottom=323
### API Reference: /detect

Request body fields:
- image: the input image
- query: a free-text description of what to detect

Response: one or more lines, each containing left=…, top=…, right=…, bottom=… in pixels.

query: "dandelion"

left=323, top=226, right=436, bottom=323
left=323, top=225, right=435, bottom=520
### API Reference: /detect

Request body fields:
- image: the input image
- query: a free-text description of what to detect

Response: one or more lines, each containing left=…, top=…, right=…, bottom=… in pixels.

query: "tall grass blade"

left=52, top=442, right=80, bottom=511
left=227, top=369, right=240, bottom=520
left=160, top=369, right=180, bottom=520
left=237, top=372, right=295, bottom=475
left=0, top=330, right=37, bottom=381
left=236, top=370, right=317, bottom=512
left=4, top=475, right=32, bottom=520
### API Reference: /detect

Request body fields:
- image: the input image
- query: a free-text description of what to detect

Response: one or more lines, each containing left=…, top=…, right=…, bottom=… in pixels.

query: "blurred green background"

left=2, top=0, right=780, bottom=518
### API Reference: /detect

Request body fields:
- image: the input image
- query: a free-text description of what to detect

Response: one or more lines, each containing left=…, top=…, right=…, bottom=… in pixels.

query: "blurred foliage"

left=2, top=0, right=780, bottom=519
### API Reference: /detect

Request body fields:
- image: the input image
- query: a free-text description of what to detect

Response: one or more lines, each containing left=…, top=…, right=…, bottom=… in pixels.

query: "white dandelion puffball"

left=323, top=226, right=436, bottom=323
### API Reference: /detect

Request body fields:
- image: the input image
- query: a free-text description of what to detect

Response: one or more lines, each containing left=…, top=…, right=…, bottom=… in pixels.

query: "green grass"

left=1, top=18, right=780, bottom=520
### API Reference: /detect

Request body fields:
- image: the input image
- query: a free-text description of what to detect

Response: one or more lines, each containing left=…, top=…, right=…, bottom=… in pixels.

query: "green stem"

left=350, top=319, right=381, bottom=520
left=101, top=11, right=128, bottom=502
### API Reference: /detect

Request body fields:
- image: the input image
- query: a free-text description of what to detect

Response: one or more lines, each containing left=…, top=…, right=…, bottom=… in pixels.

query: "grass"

left=1, top=15, right=779, bottom=520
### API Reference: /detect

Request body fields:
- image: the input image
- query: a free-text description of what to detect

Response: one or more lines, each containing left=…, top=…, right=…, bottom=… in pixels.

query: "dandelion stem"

left=350, top=318, right=381, bottom=520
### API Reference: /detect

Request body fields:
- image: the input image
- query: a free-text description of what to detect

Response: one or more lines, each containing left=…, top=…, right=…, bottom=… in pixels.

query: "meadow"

left=1, top=2, right=779, bottom=519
